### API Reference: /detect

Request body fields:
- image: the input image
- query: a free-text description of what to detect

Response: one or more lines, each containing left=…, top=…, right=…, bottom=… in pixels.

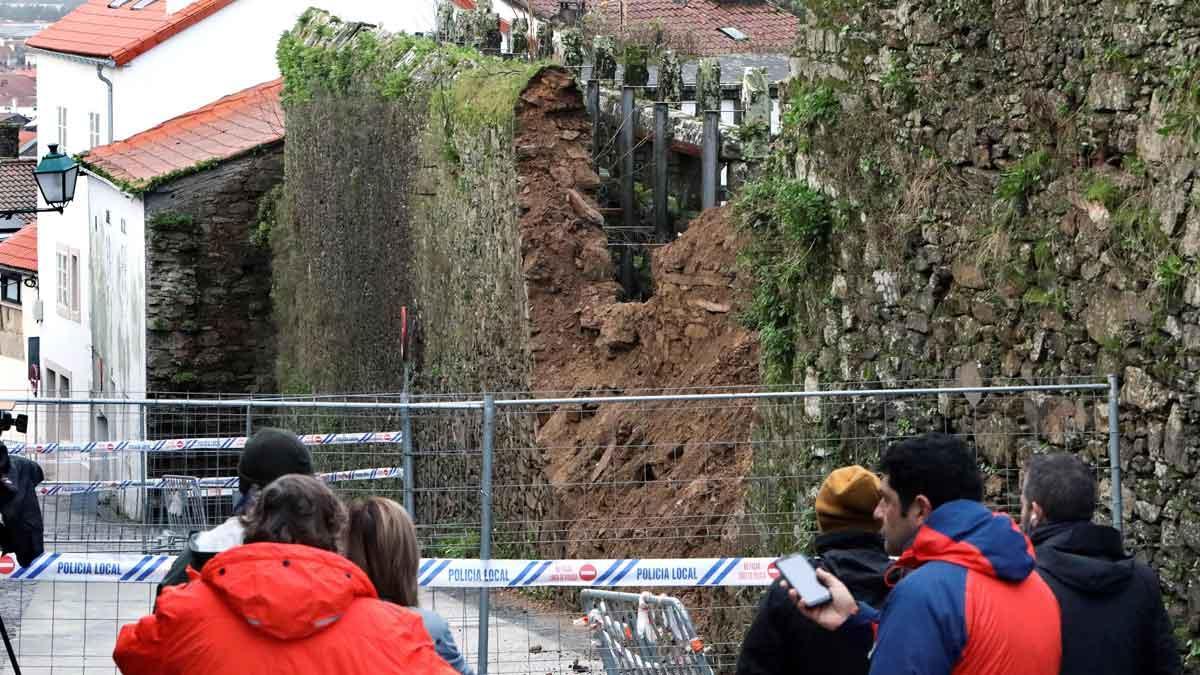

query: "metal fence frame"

left=5, top=376, right=1121, bottom=674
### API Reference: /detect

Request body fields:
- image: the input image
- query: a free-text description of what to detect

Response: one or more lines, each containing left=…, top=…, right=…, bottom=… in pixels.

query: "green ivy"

left=734, top=176, right=849, bottom=385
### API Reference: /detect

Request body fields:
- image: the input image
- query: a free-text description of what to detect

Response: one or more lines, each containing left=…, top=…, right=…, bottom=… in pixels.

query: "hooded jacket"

left=155, top=515, right=245, bottom=599
left=1033, top=521, right=1180, bottom=675
left=115, top=542, right=459, bottom=675
left=847, top=500, right=1061, bottom=675
left=0, top=455, right=44, bottom=567
left=737, top=530, right=891, bottom=675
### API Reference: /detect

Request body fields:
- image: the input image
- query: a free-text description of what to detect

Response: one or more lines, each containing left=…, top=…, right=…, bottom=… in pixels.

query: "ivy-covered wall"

left=272, top=10, right=553, bottom=553
left=740, top=0, right=1200, bottom=663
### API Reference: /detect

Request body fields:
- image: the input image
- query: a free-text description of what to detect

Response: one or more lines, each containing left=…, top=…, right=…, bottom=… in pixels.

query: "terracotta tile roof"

left=27, top=0, right=238, bottom=66
left=0, top=223, right=37, bottom=273
left=83, top=79, right=283, bottom=189
left=533, top=0, right=798, bottom=54
left=0, top=159, right=36, bottom=227
left=0, top=72, right=35, bottom=109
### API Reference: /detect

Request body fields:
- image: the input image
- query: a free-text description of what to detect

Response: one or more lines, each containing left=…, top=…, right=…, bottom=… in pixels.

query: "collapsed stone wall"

left=764, top=0, right=1199, bottom=659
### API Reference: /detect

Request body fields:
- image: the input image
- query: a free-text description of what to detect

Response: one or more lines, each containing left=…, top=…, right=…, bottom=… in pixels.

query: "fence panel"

left=0, top=379, right=1116, bottom=674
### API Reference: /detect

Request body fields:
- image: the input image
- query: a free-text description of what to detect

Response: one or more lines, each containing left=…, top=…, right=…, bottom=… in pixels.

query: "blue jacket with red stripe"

left=846, top=500, right=1061, bottom=675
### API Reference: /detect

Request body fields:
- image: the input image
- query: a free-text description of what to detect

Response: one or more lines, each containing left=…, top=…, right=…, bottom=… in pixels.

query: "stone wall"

left=765, top=0, right=1200, bottom=660
left=273, top=13, right=553, bottom=554
left=144, top=146, right=282, bottom=399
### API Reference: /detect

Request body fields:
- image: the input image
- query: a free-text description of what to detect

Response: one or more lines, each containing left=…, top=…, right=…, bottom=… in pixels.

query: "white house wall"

left=35, top=179, right=92, bottom=443
left=34, top=55, right=109, bottom=158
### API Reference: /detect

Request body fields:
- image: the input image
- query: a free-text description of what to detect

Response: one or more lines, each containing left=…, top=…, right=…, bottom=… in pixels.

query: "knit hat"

left=815, top=465, right=882, bottom=533
left=237, top=428, right=313, bottom=495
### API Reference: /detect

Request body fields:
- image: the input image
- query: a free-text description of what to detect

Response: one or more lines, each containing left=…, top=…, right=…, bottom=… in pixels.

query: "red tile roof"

left=27, top=0, right=238, bottom=66
left=533, top=0, right=798, bottom=54
left=0, top=159, right=36, bottom=227
left=0, top=223, right=37, bottom=273
left=0, top=72, right=35, bottom=109
left=83, top=78, right=282, bottom=188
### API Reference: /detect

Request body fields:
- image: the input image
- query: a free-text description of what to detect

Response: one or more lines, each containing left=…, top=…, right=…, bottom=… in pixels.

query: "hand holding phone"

left=775, top=554, right=832, bottom=607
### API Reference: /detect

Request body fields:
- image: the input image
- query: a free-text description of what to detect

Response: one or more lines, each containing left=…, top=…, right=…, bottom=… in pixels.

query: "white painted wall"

left=34, top=55, right=108, bottom=158
left=35, top=178, right=92, bottom=443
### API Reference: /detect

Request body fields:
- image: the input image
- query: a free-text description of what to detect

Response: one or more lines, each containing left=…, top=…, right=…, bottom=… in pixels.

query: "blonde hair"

left=345, top=497, right=420, bottom=607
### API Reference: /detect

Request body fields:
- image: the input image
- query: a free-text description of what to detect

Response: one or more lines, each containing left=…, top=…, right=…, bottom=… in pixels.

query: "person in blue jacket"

left=784, top=433, right=1062, bottom=675
left=345, top=496, right=474, bottom=675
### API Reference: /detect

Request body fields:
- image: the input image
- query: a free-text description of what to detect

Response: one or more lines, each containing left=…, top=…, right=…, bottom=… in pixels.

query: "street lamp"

left=0, top=143, right=80, bottom=218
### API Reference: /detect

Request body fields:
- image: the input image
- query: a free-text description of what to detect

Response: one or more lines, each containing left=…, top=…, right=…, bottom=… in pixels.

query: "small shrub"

left=995, top=150, right=1050, bottom=208
left=783, top=83, right=841, bottom=131
left=1085, top=174, right=1124, bottom=210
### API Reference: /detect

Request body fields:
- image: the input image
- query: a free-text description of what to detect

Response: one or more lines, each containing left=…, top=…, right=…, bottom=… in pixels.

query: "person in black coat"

left=1022, top=453, right=1181, bottom=675
left=0, top=442, right=44, bottom=567
left=737, top=466, right=892, bottom=675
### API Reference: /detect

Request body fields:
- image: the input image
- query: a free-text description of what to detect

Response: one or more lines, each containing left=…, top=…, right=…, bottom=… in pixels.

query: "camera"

left=0, top=412, right=27, bottom=434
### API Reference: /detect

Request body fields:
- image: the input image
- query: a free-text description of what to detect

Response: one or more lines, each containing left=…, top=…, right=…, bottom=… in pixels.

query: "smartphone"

left=776, top=554, right=832, bottom=607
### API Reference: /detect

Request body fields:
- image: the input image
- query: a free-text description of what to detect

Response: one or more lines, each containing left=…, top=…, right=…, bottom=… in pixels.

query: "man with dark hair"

left=155, top=428, right=314, bottom=596
left=737, top=465, right=891, bottom=675
left=786, top=432, right=1061, bottom=675
left=1023, top=453, right=1180, bottom=675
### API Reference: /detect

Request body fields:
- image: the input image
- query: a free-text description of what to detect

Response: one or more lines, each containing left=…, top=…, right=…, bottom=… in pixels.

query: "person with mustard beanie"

left=737, top=465, right=891, bottom=675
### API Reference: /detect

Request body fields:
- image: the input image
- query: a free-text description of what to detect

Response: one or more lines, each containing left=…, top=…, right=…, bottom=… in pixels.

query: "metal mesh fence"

left=0, top=378, right=1117, bottom=674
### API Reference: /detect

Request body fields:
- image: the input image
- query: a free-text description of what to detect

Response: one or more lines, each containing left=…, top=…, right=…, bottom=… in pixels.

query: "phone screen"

left=776, top=554, right=832, bottom=607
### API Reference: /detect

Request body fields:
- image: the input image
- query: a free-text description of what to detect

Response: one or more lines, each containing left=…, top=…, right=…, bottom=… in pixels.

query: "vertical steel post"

left=621, top=86, right=636, bottom=231
left=244, top=401, right=252, bottom=438
left=477, top=395, right=496, bottom=675
left=653, top=102, right=670, bottom=241
left=401, top=390, right=415, bottom=518
left=702, top=110, right=719, bottom=209
left=587, top=80, right=600, bottom=164
left=1108, top=374, right=1123, bottom=537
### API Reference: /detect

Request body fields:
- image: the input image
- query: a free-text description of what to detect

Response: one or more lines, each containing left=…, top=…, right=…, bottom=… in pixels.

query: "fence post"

left=1107, top=373, right=1123, bottom=537
left=621, top=85, right=636, bottom=231
left=702, top=110, right=720, bottom=209
left=653, top=101, right=670, bottom=241
left=477, top=395, right=496, bottom=675
left=244, top=401, right=252, bottom=438
left=401, top=391, right=415, bottom=518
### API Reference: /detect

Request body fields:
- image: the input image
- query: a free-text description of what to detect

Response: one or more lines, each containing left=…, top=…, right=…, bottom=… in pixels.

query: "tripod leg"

left=0, top=613, right=20, bottom=675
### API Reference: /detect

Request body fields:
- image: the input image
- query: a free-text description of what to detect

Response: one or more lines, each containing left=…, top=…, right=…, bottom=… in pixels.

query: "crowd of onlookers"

left=109, top=429, right=1182, bottom=674
left=738, top=433, right=1181, bottom=675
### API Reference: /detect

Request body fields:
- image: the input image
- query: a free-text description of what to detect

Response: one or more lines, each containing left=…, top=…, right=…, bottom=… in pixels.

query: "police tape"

left=0, top=553, right=784, bottom=587
left=37, top=466, right=404, bottom=496
left=10, top=431, right=404, bottom=456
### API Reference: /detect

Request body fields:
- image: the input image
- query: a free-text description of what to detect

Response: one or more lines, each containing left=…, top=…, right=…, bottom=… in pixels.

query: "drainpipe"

left=96, top=64, right=113, bottom=143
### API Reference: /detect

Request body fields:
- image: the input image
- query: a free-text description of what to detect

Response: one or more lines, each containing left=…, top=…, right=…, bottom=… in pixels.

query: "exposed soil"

left=514, top=67, right=759, bottom=562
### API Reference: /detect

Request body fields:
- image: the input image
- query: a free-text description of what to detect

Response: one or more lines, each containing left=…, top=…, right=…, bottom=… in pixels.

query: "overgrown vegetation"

left=735, top=177, right=849, bottom=385
left=995, top=150, right=1050, bottom=214
left=1158, top=60, right=1200, bottom=145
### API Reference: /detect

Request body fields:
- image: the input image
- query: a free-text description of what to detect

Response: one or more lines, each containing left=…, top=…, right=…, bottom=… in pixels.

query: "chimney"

left=0, top=124, right=19, bottom=158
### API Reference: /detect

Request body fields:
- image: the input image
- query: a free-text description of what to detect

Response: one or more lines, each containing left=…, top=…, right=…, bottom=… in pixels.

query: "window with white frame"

left=56, top=245, right=80, bottom=320
left=89, top=112, right=101, bottom=149
left=57, top=105, right=67, bottom=150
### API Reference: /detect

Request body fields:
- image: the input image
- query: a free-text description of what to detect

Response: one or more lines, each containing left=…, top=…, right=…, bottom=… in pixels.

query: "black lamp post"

left=0, top=143, right=80, bottom=218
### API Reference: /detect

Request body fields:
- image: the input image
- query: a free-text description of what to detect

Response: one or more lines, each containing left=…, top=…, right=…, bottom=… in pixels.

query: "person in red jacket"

left=786, top=433, right=1062, bottom=675
left=114, top=475, right=457, bottom=675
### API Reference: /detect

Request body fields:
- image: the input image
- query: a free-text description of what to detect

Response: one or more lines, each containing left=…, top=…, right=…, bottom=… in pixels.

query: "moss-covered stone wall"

left=741, top=0, right=1200, bottom=662
left=271, top=10, right=552, bottom=554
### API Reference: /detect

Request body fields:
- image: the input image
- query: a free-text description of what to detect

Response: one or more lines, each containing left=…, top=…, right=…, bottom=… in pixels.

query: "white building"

left=24, top=0, right=439, bottom=443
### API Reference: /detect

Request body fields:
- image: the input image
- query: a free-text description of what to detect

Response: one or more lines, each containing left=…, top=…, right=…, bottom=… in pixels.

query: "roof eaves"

left=25, top=45, right=116, bottom=68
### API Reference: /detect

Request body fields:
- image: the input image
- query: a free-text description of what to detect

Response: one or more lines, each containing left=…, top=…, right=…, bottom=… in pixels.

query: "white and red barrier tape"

left=10, top=431, right=404, bottom=456
left=37, top=466, right=404, bottom=496
left=0, top=553, right=782, bottom=587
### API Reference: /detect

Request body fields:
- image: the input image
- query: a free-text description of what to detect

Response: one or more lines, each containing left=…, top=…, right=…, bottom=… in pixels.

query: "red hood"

left=201, top=543, right=378, bottom=641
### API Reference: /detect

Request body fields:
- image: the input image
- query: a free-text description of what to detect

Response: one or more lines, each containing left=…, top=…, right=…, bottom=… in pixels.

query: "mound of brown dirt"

left=514, top=70, right=759, bottom=561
